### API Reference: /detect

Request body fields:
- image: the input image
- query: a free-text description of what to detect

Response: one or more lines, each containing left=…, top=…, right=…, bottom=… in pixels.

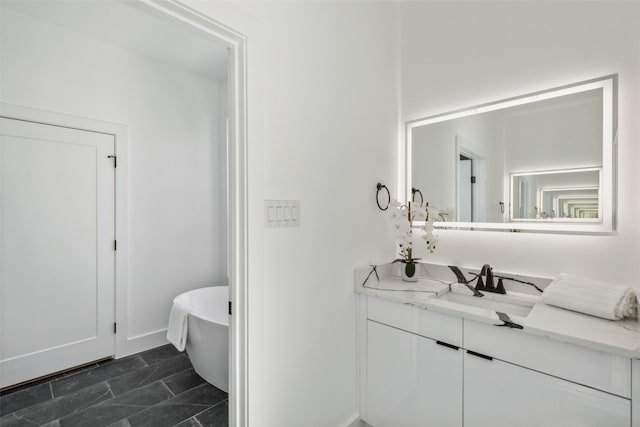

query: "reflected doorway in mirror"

left=405, top=74, right=616, bottom=233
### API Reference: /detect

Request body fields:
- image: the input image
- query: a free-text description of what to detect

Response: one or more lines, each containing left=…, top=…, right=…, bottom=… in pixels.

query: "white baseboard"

left=117, top=328, right=169, bottom=358
left=341, top=414, right=370, bottom=427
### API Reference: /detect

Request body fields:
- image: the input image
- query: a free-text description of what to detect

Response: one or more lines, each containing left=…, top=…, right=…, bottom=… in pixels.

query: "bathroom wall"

left=1, top=7, right=228, bottom=353
left=188, top=1, right=399, bottom=426
left=400, top=2, right=640, bottom=285
left=412, top=123, right=458, bottom=212
left=504, top=96, right=602, bottom=172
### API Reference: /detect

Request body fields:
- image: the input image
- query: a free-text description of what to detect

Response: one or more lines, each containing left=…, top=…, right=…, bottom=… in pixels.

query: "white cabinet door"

left=464, top=351, right=631, bottom=427
left=365, top=320, right=462, bottom=427
left=1, top=118, right=115, bottom=387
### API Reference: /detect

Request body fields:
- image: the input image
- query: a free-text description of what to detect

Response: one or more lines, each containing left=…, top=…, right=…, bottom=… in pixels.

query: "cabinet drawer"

left=367, top=296, right=414, bottom=332
left=367, top=296, right=462, bottom=347
left=464, top=352, right=631, bottom=427
left=464, top=320, right=631, bottom=398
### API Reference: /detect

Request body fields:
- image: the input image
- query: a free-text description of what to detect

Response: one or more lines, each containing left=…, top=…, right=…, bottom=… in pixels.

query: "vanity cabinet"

left=362, top=296, right=634, bottom=427
left=464, top=351, right=630, bottom=427
left=366, top=320, right=462, bottom=426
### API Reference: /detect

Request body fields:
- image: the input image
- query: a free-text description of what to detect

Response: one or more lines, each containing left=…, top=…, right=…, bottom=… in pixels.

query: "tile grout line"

left=11, top=383, right=113, bottom=426
left=105, top=382, right=116, bottom=401
left=160, top=379, right=176, bottom=397
left=189, top=398, right=229, bottom=425
left=54, top=384, right=163, bottom=427
left=2, top=347, right=194, bottom=425
left=0, top=382, right=54, bottom=418
left=126, top=364, right=160, bottom=392
left=52, top=354, right=185, bottom=398
left=159, top=366, right=199, bottom=393
left=139, top=355, right=150, bottom=368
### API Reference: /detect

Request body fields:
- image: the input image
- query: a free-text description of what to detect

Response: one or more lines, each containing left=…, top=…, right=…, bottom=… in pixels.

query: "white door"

left=464, top=352, right=631, bottom=427
left=365, top=321, right=463, bottom=426
left=0, top=117, right=115, bottom=388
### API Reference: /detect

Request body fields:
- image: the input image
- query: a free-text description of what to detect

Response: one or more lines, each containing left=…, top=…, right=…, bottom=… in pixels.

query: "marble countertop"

left=355, top=263, right=640, bottom=359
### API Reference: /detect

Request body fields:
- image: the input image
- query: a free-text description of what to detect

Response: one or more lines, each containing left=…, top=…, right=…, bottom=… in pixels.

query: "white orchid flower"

left=412, top=205, right=427, bottom=221
left=387, top=199, right=440, bottom=258
left=395, top=219, right=411, bottom=234
left=388, top=200, right=405, bottom=220
left=396, top=233, right=412, bottom=246
left=427, top=206, right=440, bottom=220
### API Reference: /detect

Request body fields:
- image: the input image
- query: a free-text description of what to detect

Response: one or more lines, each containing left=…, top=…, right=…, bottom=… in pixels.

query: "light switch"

left=265, top=200, right=300, bottom=228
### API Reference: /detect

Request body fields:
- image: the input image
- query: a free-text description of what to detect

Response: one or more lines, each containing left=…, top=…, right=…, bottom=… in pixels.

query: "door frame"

left=455, top=136, right=484, bottom=223
left=458, top=153, right=473, bottom=222
left=131, top=2, right=249, bottom=426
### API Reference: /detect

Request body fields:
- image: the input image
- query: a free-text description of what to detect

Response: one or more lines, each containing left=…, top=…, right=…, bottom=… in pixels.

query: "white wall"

left=401, top=2, right=640, bottom=285
left=186, top=1, right=399, bottom=426
left=1, top=7, right=228, bottom=351
left=504, top=94, right=602, bottom=173
left=412, top=124, right=457, bottom=212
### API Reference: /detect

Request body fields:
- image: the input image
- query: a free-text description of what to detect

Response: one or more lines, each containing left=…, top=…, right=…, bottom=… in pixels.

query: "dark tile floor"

left=0, top=345, right=228, bottom=427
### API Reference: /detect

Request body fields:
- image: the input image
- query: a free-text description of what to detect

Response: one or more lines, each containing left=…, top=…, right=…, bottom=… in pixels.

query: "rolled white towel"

left=542, top=273, right=638, bottom=320
left=166, top=300, right=190, bottom=351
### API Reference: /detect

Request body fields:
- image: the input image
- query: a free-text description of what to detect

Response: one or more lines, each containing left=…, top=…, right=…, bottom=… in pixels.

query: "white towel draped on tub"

left=542, top=273, right=638, bottom=320
left=167, top=300, right=190, bottom=351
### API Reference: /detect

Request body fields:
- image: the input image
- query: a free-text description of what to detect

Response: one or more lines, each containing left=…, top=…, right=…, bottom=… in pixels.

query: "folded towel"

left=542, top=273, right=638, bottom=320
left=166, top=300, right=190, bottom=351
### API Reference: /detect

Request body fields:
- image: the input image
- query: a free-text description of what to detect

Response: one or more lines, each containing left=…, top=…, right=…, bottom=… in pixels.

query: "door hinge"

left=228, top=301, right=232, bottom=315
left=113, top=322, right=117, bottom=334
left=107, top=155, right=117, bottom=168
left=471, top=176, right=476, bottom=184
left=114, top=240, right=117, bottom=251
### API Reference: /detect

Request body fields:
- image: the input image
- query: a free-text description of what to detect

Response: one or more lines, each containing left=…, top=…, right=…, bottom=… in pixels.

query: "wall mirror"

left=406, top=75, right=617, bottom=233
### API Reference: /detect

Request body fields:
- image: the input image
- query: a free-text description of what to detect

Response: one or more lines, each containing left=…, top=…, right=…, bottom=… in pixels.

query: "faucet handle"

left=495, top=278, right=506, bottom=294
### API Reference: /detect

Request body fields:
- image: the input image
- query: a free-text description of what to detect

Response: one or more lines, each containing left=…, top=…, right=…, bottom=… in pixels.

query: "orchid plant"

left=389, top=199, right=439, bottom=269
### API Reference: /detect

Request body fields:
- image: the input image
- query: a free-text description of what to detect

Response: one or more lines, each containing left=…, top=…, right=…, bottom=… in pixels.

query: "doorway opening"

left=0, top=1, right=247, bottom=425
left=458, top=153, right=474, bottom=222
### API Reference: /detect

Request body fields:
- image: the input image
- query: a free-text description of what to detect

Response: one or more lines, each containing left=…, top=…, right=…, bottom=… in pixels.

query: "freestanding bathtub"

left=173, top=286, right=229, bottom=392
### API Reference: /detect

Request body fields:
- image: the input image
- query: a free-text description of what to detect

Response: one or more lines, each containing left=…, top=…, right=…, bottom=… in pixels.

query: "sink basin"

left=436, top=287, right=538, bottom=318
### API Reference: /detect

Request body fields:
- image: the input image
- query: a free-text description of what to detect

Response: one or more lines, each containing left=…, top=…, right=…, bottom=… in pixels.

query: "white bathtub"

left=174, top=286, right=229, bottom=392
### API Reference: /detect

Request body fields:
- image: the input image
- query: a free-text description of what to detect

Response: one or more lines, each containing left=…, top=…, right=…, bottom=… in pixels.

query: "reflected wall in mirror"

left=511, top=168, right=600, bottom=221
left=406, top=75, right=616, bottom=233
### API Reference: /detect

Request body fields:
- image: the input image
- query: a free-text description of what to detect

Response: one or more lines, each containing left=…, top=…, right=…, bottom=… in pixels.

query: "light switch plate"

left=265, top=200, right=300, bottom=228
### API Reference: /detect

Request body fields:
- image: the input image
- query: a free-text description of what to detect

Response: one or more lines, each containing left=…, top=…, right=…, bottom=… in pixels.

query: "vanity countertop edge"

left=355, top=263, right=640, bottom=359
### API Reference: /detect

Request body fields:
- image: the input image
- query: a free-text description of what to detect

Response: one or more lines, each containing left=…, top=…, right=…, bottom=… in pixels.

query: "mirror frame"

left=405, top=75, right=617, bottom=234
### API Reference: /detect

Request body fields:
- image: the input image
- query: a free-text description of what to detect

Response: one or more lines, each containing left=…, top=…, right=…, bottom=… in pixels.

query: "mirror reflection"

left=511, top=168, right=600, bottom=221
left=408, top=76, right=615, bottom=231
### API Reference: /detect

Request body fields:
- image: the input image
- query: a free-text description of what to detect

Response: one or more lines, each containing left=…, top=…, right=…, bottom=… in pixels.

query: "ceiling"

left=3, top=0, right=228, bottom=80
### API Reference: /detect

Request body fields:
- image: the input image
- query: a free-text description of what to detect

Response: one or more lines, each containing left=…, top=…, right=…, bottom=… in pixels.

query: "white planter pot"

left=401, top=262, right=419, bottom=282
